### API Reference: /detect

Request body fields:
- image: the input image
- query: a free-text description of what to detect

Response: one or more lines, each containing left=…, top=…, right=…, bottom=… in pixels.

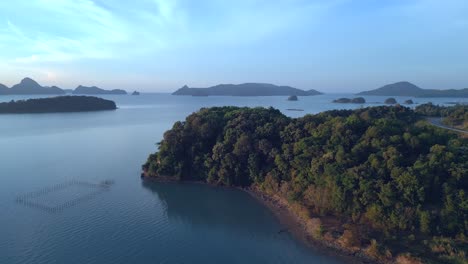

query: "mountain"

left=73, top=85, right=127, bottom=95
left=0, top=78, right=65, bottom=95
left=357, top=81, right=423, bottom=96
left=0, top=83, right=8, bottom=94
left=172, top=83, right=322, bottom=96
left=358, top=81, right=468, bottom=97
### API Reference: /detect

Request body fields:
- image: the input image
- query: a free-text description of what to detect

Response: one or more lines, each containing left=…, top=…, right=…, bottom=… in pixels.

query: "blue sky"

left=0, top=0, right=467, bottom=92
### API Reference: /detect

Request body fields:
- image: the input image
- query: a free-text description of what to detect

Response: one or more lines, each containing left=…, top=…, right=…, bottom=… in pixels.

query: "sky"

left=0, top=0, right=467, bottom=93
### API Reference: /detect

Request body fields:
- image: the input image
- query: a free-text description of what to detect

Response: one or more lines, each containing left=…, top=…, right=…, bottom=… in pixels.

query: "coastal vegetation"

left=0, top=96, right=117, bottom=113
left=143, top=105, right=467, bottom=263
left=416, top=103, right=468, bottom=130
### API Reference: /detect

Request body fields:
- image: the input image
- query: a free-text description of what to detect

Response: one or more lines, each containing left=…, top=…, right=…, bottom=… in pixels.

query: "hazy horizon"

left=0, top=0, right=467, bottom=92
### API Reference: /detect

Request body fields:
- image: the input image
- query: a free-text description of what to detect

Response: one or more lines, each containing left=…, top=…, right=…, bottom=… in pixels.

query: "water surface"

left=1, top=93, right=466, bottom=263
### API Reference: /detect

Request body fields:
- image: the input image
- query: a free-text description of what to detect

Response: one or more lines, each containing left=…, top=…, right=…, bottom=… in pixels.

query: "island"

left=0, top=96, right=117, bottom=113
left=333, top=97, right=366, bottom=104
left=0, top=78, right=65, bottom=95
left=142, top=105, right=466, bottom=264
left=404, top=99, right=414, bottom=104
left=172, top=83, right=322, bottom=96
left=384, top=97, right=397, bottom=104
left=73, top=85, right=127, bottom=95
left=132, top=91, right=140, bottom=95
left=357, top=81, right=468, bottom=97
left=287, top=95, right=298, bottom=101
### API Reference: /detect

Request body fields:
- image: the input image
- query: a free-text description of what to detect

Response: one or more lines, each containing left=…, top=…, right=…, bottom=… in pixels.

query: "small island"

left=404, top=99, right=414, bottom=104
left=332, top=97, right=366, bottom=104
left=287, top=95, right=298, bottom=101
left=384, top=97, right=397, bottom=104
left=0, top=96, right=117, bottom=114
left=172, top=83, right=322, bottom=96
left=131, top=91, right=140, bottom=95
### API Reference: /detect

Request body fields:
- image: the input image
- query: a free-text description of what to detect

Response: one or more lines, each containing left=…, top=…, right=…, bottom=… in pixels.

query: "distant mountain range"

left=0, top=78, right=127, bottom=95
left=172, top=83, right=322, bottom=96
left=357, top=81, right=468, bottom=97
left=73, top=85, right=127, bottom=95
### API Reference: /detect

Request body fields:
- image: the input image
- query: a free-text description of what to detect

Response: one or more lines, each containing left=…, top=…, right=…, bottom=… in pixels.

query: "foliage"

left=143, top=105, right=468, bottom=261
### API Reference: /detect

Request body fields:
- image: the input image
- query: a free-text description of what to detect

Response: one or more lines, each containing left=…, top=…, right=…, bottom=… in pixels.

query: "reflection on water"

left=142, top=180, right=280, bottom=236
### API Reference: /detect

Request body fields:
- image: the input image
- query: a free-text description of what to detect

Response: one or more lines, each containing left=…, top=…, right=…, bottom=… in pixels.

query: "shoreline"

left=243, top=186, right=375, bottom=264
left=142, top=175, right=378, bottom=264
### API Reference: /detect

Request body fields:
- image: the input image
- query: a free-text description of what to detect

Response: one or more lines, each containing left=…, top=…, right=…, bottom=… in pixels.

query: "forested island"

left=143, top=105, right=467, bottom=263
left=333, top=97, right=366, bottom=104
left=172, top=83, right=322, bottom=96
left=358, top=81, right=468, bottom=97
left=0, top=96, right=117, bottom=113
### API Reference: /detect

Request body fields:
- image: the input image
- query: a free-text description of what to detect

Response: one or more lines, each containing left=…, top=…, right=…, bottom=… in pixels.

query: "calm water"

left=0, top=94, right=466, bottom=264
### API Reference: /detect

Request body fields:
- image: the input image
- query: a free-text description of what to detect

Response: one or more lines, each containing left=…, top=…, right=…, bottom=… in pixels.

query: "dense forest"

left=143, top=105, right=467, bottom=263
left=0, top=96, right=117, bottom=113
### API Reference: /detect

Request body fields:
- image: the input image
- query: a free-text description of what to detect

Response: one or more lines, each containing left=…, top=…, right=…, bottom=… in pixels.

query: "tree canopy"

left=144, top=105, right=467, bottom=263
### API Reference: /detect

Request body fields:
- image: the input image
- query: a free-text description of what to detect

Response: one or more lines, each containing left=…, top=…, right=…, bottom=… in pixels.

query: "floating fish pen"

left=16, top=179, right=114, bottom=213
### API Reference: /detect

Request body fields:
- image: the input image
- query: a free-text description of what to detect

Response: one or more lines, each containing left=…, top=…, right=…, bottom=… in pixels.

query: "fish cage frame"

left=16, top=179, right=114, bottom=213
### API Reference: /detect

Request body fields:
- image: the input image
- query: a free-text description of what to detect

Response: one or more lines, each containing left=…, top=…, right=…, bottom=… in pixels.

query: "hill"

left=0, top=78, right=65, bottom=95
left=143, top=105, right=467, bottom=263
left=0, top=96, right=117, bottom=113
left=357, top=81, right=423, bottom=96
left=358, top=81, right=468, bottom=97
left=172, top=83, right=322, bottom=96
left=73, top=85, right=127, bottom=95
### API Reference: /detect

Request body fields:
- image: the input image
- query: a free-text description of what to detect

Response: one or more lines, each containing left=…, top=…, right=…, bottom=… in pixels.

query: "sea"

left=1, top=93, right=466, bottom=264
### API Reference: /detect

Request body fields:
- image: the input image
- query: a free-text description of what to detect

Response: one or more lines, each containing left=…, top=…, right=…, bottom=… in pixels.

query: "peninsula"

left=358, top=81, right=468, bottom=97
left=172, top=83, right=322, bottom=96
left=0, top=96, right=117, bottom=113
left=143, top=105, right=467, bottom=264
